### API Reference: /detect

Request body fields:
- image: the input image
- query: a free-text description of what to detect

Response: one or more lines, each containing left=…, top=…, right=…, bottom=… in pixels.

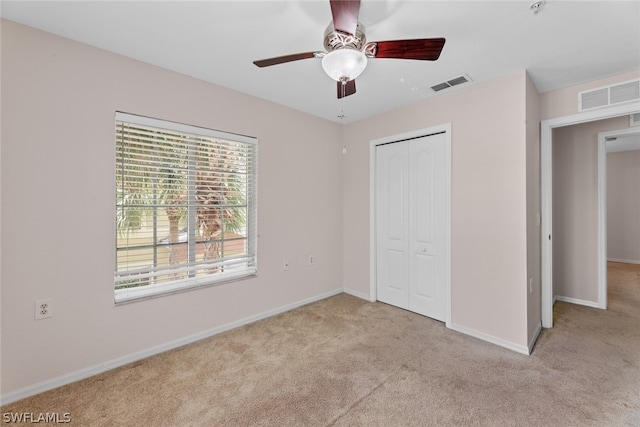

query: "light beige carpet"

left=3, top=262, right=639, bottom=426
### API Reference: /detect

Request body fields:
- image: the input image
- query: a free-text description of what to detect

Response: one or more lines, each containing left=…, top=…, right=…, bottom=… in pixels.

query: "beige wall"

left=607, top=150, right=640, bottom=263
left=526, top=74, right=541, bottom=345
left=540, top=70, right=640, bottom=121
left=343, top=71, right=530, bottom=349
left=1, top=20, right=343, bottom=396
left=552, top=117, right=630, bottom=303
left=3, top=17, right=639, bottom=401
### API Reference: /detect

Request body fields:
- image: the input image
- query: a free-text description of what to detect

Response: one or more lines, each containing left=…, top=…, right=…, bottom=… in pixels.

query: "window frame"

left=114, top=112, right=258, bottom=304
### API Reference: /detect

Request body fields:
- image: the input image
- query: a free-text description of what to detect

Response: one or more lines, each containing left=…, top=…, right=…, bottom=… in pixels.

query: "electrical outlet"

left=35, top=299, right=53, bottom=320
left=308, top=254, right=315, bottom=266
left=283, top=259, right=290, bottom=271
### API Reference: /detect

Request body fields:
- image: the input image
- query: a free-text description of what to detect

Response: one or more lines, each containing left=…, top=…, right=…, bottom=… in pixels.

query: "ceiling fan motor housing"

left=323, top=22, right=366, bottom=52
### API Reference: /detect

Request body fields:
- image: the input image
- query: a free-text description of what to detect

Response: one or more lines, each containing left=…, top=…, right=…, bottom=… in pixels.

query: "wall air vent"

left=631, top=113, right=640, bottom=127
left=431, top=74, right=472, bottom=92
left=578, top=79, right=640, bottom=111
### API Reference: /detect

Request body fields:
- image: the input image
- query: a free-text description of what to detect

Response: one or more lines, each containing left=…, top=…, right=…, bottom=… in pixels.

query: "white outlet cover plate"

left=35, top=298, right=53, bottom=320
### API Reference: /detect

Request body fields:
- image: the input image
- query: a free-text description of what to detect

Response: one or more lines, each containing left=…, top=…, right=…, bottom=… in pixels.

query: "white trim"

left=541, top=123, right=553, bottom=328
left=115, top=268, right=257, bottom=304
left=449, top=323, right=530, bottom=356
left=369, top=141, right=377, bottom=304
left=601, top=127, right=640, bottom=286
left=554, top=295, right=599, bottom=309
left=540, top=102, right=640, bottom=328
left=528, top=322, right=543, bottom=355
left=0, top=289, right=342, bottom=406
left=597, top=132, right=608, bottom=310
left=444, top=127, right=452, bottom=329
left=608, top=258, right=640, bottom=265
left=595, top=126, right=640, bottom=309
left=343, top=287, right=375, bottom=302
left=369, top=123, right=452, bottom=327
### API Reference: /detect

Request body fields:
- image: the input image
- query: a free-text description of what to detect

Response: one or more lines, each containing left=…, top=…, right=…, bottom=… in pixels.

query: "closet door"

left=376, top=133, right=447, bottom=321
left=376, top=141, right=409, bottom=309
left=408, top=133, right=446, bottom=321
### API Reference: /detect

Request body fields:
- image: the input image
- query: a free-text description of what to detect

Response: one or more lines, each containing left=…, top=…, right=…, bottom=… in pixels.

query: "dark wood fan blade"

left=337, top=79, right=356, bottom=99
left=374, top=38, right=446, bottom=60
left=253, top=52, right=317, bottom=68
left=330, top=0, right=361, bottom=35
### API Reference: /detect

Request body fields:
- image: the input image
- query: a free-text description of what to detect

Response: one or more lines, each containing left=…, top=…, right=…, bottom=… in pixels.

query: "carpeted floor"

left=2, top=262, right=639, bottom=426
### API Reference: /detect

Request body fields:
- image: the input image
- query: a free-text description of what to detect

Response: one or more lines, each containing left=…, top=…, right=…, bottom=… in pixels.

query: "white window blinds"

left=115, top=112, right=257, bottom=303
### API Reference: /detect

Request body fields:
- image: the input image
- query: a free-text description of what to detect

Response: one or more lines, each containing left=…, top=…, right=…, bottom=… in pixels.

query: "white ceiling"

left=2, top=0, right=639, bottom=124
left=607, top=131, right=640, bottom=152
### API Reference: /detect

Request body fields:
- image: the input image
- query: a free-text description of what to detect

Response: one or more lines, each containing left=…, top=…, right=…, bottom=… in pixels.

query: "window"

left=115, top=112, right=257, bottom=303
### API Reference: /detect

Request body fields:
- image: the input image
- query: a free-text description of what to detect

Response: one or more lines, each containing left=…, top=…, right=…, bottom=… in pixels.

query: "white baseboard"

left=448, top=323, right=530, bottom=355
left=0, top=288, right=343, bottom=406
left=608, top=258, right=640, bottom=265
left=349, top=292, right=533, bottom=355
left=343, top=287, right=375, bottom=302
left=554, top=295, right=599, bottom=308
left=528, top=322, right=542, bottom=354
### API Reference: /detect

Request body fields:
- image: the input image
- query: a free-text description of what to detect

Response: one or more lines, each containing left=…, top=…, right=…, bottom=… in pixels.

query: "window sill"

left=114, top=268, right=257, bottom=304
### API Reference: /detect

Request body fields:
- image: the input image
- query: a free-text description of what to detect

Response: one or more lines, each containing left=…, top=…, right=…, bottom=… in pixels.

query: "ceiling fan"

left=253, top=0, right=445, bottom=99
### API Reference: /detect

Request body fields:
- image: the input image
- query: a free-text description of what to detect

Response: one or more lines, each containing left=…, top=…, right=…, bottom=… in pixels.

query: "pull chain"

left=338, top=80, right=347, bottom=121
left=339, top=80, right=347, bottom=154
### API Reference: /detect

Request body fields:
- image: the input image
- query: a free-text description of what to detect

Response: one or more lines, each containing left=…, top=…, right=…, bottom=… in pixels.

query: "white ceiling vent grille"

left=431, top=74, right=472, bottom=92
left=631, top=113, right=640, bottom=127
left=611, top=80, right=640, bottom=104
left=579, top=79, right=640, bottom=111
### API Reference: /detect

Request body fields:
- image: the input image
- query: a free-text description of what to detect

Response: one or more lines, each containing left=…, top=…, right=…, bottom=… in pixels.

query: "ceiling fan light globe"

left=321, top=49, right=367, bottom=82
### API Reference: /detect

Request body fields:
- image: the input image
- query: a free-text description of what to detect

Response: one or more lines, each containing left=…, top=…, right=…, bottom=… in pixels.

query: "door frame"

left=540, top=103, right=639, bottom=328
left=599, top=127, right=640, bottom=272
left=369, top=123, right=452, bottom=327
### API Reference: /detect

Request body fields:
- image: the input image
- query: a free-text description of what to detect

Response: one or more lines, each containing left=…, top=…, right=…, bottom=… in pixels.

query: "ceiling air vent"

left=579, top=79, right=640, bottom=111
left=431, top=74, right=472, bottom=92
left=611, top=80, right=640, bottom=104
left=580, top=88, right=608, bottom=110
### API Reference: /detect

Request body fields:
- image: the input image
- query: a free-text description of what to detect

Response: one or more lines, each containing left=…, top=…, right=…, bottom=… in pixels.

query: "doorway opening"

left=541, top=104, right=640, bottom=328
left=598, top=127, right=640, bottom=309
